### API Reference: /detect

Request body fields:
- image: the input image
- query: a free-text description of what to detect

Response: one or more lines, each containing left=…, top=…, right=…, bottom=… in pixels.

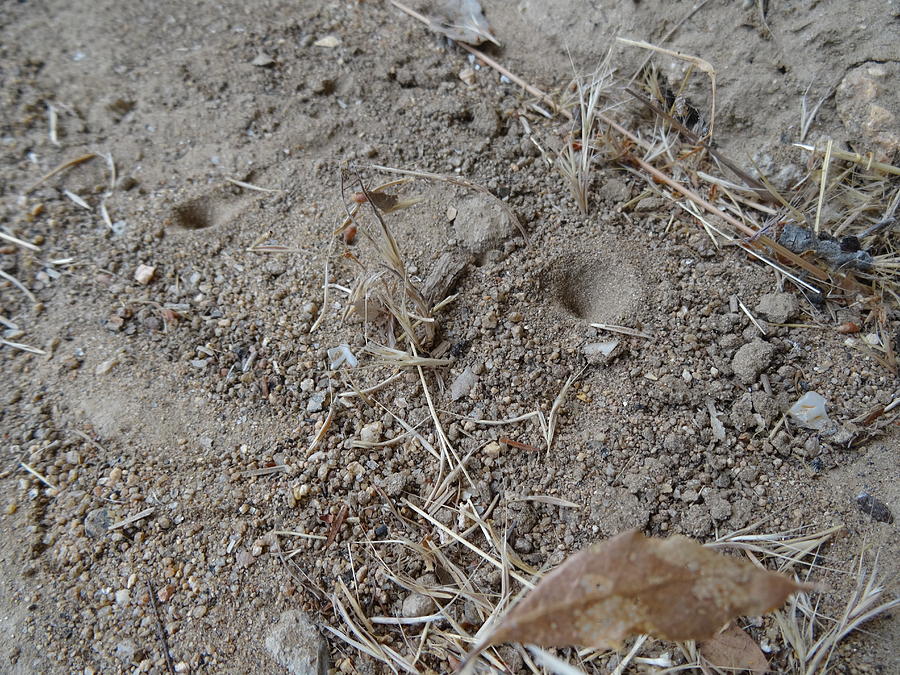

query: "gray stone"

left=731, top=339, right=776, bottom=384
left=401, top=592, right=434, bottom=618
left=682, top=504, right=712, bottom=537
left=306, top=391, right=326, bottom=413
left=581, top=340, right=620, bottom=364
left=265, top=610, right=329, bottom=675
left=115, top=639, right=138, bottom=662
left=382, top=472, right=409, bottom=497
left=450, top=367, right=476, bottom=401
left=755, top=292, right=798, bottom=324
left=452, top=194, right=517, bottom=254
left=84, top=507, right=110, bottom=538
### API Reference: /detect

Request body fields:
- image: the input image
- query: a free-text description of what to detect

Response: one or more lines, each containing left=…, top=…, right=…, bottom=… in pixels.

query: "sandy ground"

left=1, top=1, right=898, bottom=673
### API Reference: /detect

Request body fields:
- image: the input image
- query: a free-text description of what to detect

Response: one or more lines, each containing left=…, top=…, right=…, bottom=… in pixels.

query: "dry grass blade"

left=63, top=189, right=91, bottom=209
left=47, top=103, right=60, bottom=146
left=709, top=521, right=844, bottom=574
left=403, top=499, right=535, bottom=590
left=303, top=404, right=334, bottom=456
left=526, top=645, right=588, bottom=675
left=612, top=634, right=649, bottom=675
left=23, top=153, right=99, bottom=193
left=1, top=339, right=47, bottom=355
left=0, top=269, right=37, bottom=303
left=225, top=177, right=281, bottom=192
left=799, top=80, right=836, bottom=143
left=516, top=495, right=580, bottom=509
left=814, top=139, right=834, bottom=234
left=20, top=462, right=58, bottom=491
left=328, top=592, right=419, bottom=674
left=342, top=173, right=436, bottom=352
left=794, top=143, right=900, bottom=176
left=589, top=322, right=651, bottom=339
left=546, top=366, right=585, bottom=451
left=109, top=507, right=155, bottom=530
left=362, top=343, right=450, bottom=368
left=0, top=230, right=41, bottom=252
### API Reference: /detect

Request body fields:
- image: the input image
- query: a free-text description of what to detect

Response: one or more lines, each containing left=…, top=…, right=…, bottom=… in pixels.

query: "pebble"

left=458, top=66, right=476, bottom=85
left=359, top=421, right=382, bottom=444
left=450, top=367, right=476, bottom=401
left=856, top=493, right=893, bottom=523
left=251, top=52, right=275, bottom=67
left=313, top=35, right=340, bottom=48
left=452, top=194, right=517, bottom=255
left=483, top=441, right=501, bottom=458
left=95, top=358, right=117, bottom=375
left=115, top=589, right=130, bottom=606
left=134, top=264, right=155, bottom=285
left=755, top=292, right=798, bottom=324
left=157, top=584, right=175, bottom=603
left=401, top=592, right=434, bottom=618
left=306, top=391, right=326, bottom=413
left=84, top=507, right=110, bottom=538
left=265, top=609, right=330, bottom=674
left=731, top=339, right=776, bottom=384
left=581, top=340, right=620, bottom=364
left=115, top=639, right=138, bottom=662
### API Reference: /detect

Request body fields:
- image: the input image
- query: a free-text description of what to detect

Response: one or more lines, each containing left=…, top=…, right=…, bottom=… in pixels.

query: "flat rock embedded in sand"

left=452, top=194, right=517, bottom=254
left=265, top=610, right=329, bottom=675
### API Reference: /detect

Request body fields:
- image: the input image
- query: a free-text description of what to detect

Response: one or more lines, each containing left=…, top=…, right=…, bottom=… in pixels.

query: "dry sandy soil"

left=1, top=1, right=898, bottom=673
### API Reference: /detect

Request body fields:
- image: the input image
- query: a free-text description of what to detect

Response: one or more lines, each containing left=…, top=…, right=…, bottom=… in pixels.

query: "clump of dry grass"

left=775, top=549, right=900, bottom=674
left=340, top=171, right=436, bottom=354
left=553, top=49, right=616, bottom=215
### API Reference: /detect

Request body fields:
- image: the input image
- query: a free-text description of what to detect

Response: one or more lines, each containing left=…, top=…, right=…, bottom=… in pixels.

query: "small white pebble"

left=134, top=264, right=155, bottom=285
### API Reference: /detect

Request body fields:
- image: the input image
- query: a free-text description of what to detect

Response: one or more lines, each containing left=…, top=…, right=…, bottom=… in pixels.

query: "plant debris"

left=698, top=622, right=769, bottom=672
left=464, top=530, right=808, bottom=661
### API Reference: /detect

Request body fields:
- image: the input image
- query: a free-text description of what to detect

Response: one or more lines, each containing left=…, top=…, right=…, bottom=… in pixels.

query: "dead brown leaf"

left=699, top=622, right=769, bottom=672
left=352, top=190, right=398, bottom=212
left=474, top=530, right=808, bottom=654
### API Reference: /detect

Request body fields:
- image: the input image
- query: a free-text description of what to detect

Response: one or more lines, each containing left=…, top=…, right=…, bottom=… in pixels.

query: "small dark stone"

left=856, top=493, right=893, bottom=523
left=374, top=524, right=388, bottom=538
left=449, top=340, right=470, bottom=358
left=840, top=235, right=860, bottom=252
